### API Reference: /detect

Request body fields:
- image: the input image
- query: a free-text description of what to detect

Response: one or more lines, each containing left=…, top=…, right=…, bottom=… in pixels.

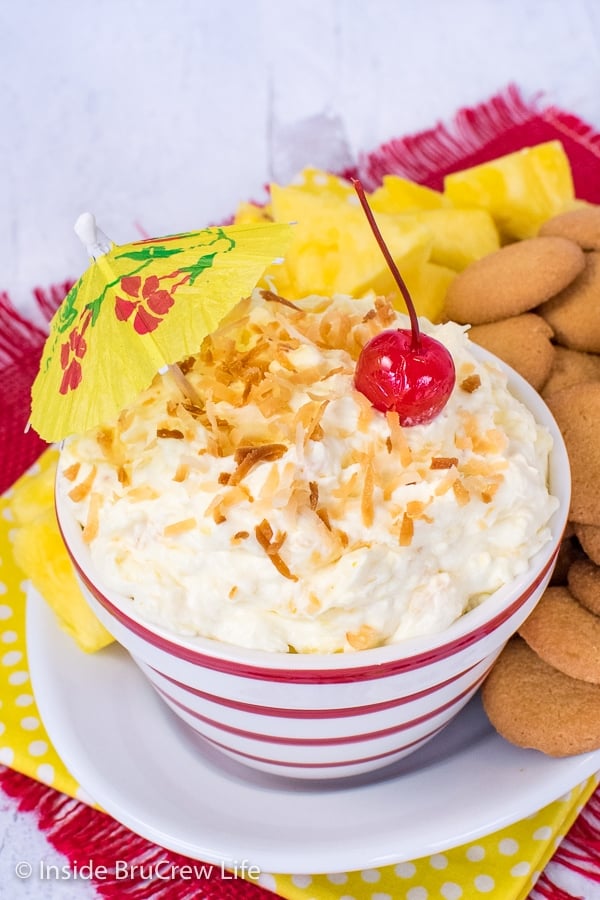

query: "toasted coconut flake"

left=82, top=491, right=101, bottom=544
left=332, top=470, right=361, bottom=500
left=317, top=507, right=332, bottom=531
left=399, top=512, right=414, bottom=546
left=181, top=399, right=206, bottom=420
left=454, top=432, right=472, bottom=451
left=434, top=469, right=460, bottom=496
left=452, top=479, right=470, bottom=507
left=205, top=484, right=253, bottom=523
left=430, top=456, right=459, bottom=470
left=304, top=400, right=329, bottom=445
left=309, top=481, right=319, bottom=510
left=63, top=462, right=80, bottom=482
left=230, top=443, right=287, bottom=485
left=126, top=485, right=160, bottom=502
left=68, top=466, right=97, bottom=502
left=460, top=458, right=508, bottom=476
left=157, top=428, right=184, bottom=440
left=260, top=288, right=301, bottom=311
left=336, top=527, right=349, bottom=547
left=473, top=428, right=508, bottom=455
left=386, top=411, right=412, bottom=467
left=218, top=472, right=231, bottom=485
left=406, top=500, right=432, bottom=521
left=361, top=462, right=375, bottom=528
left=382, top=472, right=407, bottom=501
left=255, top=518, right=298, bottom=581
left=374, top=296, right=396, bottom=327
left=96, top=427, right=114, bottom=454
left=481, top=481, right=501, bottom=503
left=355, top=391, right=375, bottom=433
left=117, top=464, right=131, bottom=486
left=164, top=517, right=197, bottom=537
left=308, top=592, right=321, bottom=614
left=228, top=585, right=238, bottom=599
left=460, top=374, right=481, bottom=394
left=231, top=530, right=250, bottom=543
left=173, top=463, right=190, bottom=483
left=178, top=355, right=196, bottom=375
left=117, top=408, right=135, bottom=433
left=258, top=463, right=281, bottom=502
left=346, top=624, right=379, bottom=651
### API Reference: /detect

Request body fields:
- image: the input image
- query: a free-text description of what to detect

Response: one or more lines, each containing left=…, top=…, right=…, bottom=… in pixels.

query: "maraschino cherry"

left=352, top=179, right=456, bottom=426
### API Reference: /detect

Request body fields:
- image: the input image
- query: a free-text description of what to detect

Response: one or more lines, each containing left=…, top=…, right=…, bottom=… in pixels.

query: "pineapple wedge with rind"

left=9, top=452, right=114, bottom=653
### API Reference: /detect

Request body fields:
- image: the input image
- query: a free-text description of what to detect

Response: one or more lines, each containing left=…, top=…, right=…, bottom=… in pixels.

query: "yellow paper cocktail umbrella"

left=30, top=215, right=291, bottom=442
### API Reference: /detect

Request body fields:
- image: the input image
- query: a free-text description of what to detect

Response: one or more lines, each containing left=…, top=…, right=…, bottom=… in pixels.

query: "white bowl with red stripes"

left=56, top=374, right=570, bottom=781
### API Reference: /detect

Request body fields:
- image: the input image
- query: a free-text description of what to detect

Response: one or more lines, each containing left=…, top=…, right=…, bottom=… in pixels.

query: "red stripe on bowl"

left=198, top=723, right=447, bottom=770
left=153, top=674, right=485, bottom=746
left=145, top=658, right=487, bottom=718
left=70, top=547, right=555, bottom=684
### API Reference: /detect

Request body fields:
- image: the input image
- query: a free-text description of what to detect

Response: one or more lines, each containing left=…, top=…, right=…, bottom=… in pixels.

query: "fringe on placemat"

left=0, top=284, right=71, bottom=494
left=544, top=107, right=600, bottom=161
left=0, top=767, right=278, bottom=899
left=32, top=280, right=73, bottom=323
left=0, top=292, right=49, bottom=365
left=530, top=789, right=600, bottom=899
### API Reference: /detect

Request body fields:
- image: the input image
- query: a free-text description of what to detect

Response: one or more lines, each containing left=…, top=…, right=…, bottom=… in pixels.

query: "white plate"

left=27, top=587, right=600, bottom=876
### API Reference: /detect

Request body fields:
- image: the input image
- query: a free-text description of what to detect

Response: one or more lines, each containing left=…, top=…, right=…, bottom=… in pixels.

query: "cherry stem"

left=352, top=178, right=421, bottom=351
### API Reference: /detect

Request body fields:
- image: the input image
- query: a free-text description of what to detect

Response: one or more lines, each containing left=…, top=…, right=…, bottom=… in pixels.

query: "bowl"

left=55, top=356, right=570, bottom=780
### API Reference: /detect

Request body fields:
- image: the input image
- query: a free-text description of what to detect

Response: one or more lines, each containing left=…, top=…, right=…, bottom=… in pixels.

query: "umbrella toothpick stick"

left=74, top=213, right=202, bottom=408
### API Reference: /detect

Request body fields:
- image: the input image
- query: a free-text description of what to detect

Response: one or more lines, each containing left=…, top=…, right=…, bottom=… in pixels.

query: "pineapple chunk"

left=9, top=451, right=113, bottom=653
left=403, top=262, right=456, bottom=324
left=370, top=175, right=450, bottom=213
left=444, top=141, right=574, bottom=240
left=267, top=183, right=432, bottom=303
left=12, top=509, right=114, bottom=653
left=405, top=209, right=500, bottom=271
left=289, top=166, right=356, bottom=202
left=233, top=201, right=272, bottom=225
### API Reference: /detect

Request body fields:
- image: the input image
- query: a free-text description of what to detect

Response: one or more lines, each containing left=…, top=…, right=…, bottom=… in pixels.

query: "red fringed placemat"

left=2, top=84, right=600, bottom=899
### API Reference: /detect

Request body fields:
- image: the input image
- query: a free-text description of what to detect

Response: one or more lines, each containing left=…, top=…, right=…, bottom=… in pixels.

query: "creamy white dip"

left=59, top=291, right=558, bottom=652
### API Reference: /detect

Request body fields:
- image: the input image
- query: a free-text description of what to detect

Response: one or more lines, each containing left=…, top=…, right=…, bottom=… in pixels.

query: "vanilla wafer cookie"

left=567, top=557, right=600, bottom=616
left=541, top=346, right=600, bottom=398
left=540, top=206, right=600, bottom=250
left=544, top=383, right=600, bottom=526
left=518, top=586, right=600, bottom=683
left=538, top=252, right=600, bottom=353
left=468, top=313, right=554, bottom=391
left=443, top=236, right=585, bottom=325
left=482, top=636, right=600, bottom=756
left=574, top=523, right=600, bottom=566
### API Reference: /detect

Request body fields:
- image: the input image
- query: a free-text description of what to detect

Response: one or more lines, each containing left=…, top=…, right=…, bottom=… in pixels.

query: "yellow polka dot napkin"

left=0, top=449, right=80, bottom=799
left=1, top=449, right=598, bottom=900
left=266, top=775, right=596, bottom=899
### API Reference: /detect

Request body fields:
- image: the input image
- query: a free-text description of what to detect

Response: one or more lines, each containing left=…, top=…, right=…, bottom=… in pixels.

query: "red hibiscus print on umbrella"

left=115, top=274, right=177, bottom=334
left=59, top=311, right=91, bottom=395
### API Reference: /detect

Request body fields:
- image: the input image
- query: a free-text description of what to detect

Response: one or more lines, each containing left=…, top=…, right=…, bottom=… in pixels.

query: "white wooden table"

left=1, top=1, right=600, bottom=896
